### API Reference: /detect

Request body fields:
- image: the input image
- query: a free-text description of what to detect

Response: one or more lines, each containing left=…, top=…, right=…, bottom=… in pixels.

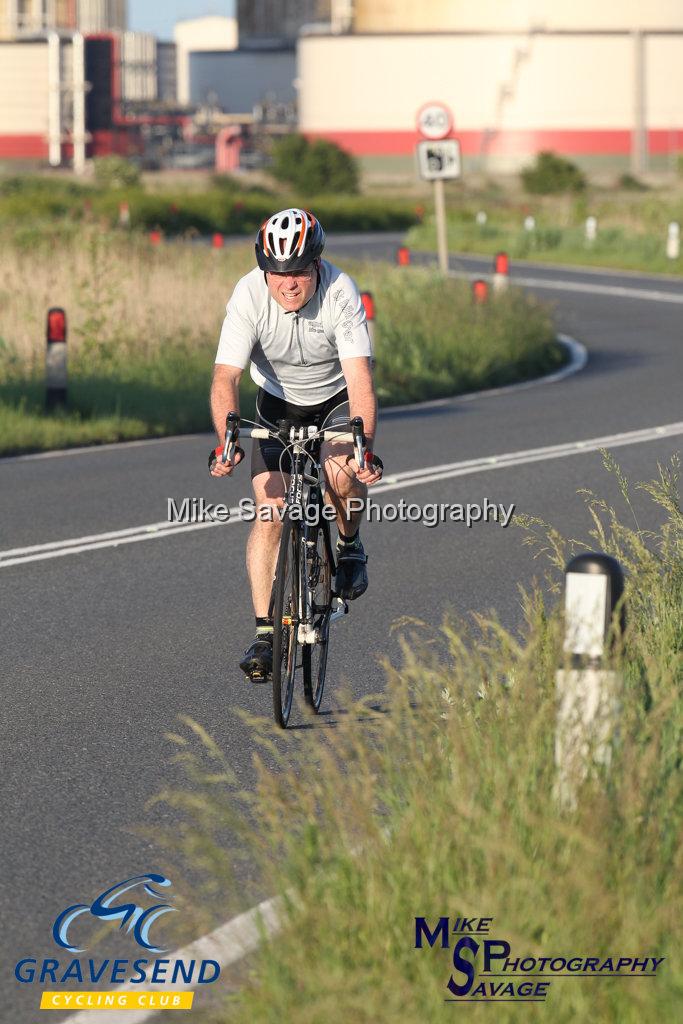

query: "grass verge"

left=407, top=209, right=683, bottom=276
left=154, top=455, right=683, bottom=1022
left=0, top=229, right=559, bottom=455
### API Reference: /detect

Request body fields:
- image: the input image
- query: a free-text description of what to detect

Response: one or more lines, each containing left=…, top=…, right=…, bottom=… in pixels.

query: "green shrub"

left=521, top=150, right=586, bottom=194
left=93, top=155, right=141, bottom=190
left=618, top=172, right=648, bottom=191
left=271, top=134, right=359, bottom=194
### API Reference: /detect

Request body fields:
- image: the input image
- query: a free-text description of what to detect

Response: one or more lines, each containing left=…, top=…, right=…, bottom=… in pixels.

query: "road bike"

left=221, top=412, right=367, bottom=728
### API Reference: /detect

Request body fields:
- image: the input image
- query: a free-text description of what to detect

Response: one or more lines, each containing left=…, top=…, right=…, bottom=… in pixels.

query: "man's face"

left=266, top=263, right=318, bottom=312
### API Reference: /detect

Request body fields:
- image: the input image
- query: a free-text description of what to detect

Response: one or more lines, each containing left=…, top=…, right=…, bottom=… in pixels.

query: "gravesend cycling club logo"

left=415, top=915, right=665, bottom=1003
left=15, top=873, right=221, bottom=1013
left=53, top=873, right=176, bottom=954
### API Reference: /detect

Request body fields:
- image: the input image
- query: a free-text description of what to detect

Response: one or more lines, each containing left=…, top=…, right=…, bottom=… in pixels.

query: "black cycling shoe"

left=239, top=633, right=273, bottom=683
left=335, top=536, right=368, bottom=600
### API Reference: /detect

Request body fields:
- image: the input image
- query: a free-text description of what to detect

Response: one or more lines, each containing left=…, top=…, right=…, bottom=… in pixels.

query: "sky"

left=129, top=1, right=236, bottom=41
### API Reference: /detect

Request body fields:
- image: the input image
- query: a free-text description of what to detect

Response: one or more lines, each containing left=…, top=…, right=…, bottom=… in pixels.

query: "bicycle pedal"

left=247, top=671, right=270, bottom=685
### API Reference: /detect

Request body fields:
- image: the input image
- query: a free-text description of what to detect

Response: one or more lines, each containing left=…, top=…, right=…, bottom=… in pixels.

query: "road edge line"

left=58, top=895, right=283, bottom=1024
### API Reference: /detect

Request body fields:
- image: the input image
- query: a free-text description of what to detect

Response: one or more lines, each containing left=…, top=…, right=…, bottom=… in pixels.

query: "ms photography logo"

left=53, top=873, right=176, bottom=954
left=15, top=873, right=221, bottom=1013
left=415, top=916, right=665, bottom=1003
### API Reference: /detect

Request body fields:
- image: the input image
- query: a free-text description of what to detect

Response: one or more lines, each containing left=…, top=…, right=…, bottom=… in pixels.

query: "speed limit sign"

left=416, top=102, right=453, bottom=141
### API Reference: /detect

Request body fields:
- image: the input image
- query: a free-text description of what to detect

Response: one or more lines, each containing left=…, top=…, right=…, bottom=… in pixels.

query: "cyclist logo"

left=52, top=874, right=177, bottom=954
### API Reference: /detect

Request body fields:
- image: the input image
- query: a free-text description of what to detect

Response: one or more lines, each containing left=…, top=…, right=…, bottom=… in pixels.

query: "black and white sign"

left=416, top=103, right=453, bottom=141
left=416, top=139, right=462, bottom=181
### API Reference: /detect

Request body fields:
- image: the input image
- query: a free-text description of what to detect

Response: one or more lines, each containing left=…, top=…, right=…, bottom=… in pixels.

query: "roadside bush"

left=521, top=150, right=586, bottom=194
left=271, top=134, right=359, bottom=194
left=618, top=173, right=648, bottom=192
left=90, top=190, right=418, bottom=235
left=93, top=155, right=141, bottom=190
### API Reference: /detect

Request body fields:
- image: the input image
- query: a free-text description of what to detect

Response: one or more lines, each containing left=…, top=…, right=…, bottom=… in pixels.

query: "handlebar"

left=248, top=427, right=355, bottom=442
left=221, top=411, right=366, bottom=460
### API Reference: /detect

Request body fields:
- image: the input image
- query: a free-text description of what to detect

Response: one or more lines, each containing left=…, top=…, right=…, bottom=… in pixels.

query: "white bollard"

left=476, top=210, right=487, bottom=226
left=524, top=215, right=536, bottom=232
left=585, top=216, right=597, bottom=243
left=555, top=553, right=625, bottom=810
left=666, top=221, right=680, bottom=260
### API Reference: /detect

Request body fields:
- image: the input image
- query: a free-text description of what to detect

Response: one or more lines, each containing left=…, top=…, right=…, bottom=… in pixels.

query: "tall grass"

left=154, top=455, right=682, bottom=1022
left=0, top=228, right=558, bottom=454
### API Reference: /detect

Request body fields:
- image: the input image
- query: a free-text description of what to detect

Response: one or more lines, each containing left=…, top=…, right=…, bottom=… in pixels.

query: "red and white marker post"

left=493, top=251, right=509, bottom=293
left=472, top=279, right=489, bottom=305
left=46, top=307, right=67, bottom=410
left=360, top=290, right=376, bottom=366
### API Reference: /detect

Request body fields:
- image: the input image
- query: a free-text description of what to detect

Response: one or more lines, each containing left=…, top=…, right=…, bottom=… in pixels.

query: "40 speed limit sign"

left=416, top=102, right=453, bottom=141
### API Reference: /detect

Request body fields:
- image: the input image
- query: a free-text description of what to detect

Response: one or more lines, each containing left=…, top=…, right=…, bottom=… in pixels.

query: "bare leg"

left=246, top=471, right=288, bottom=617
left=322, top=443, right=366, bottom=536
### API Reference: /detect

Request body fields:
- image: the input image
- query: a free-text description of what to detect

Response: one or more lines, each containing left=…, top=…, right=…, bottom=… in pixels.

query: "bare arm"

left=210, top=363, right=242, bottom=443
left=341, top=356, right=377, bottom=446
left=209, top=363, right=243, bottom=477
left=341, top=355, right=382, bottom=485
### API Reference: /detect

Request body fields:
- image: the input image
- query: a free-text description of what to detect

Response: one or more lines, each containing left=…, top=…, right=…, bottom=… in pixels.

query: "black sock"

left=255, top=616, right=273, bottom=633
left=338, top=528, right=359, bottom=544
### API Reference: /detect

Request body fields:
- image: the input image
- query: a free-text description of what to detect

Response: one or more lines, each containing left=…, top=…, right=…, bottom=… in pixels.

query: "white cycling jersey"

left=215, top=259, right=373, bottom=406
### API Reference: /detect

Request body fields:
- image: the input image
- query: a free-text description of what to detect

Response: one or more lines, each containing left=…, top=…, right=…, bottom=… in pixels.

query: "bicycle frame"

left=277, top=424, right=346, bottom=644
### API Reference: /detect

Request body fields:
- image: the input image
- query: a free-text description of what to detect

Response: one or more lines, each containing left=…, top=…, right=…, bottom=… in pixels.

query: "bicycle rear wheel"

left=303, top=522, right=333, bottom=712
left=271, top=516, right=300, bottom=728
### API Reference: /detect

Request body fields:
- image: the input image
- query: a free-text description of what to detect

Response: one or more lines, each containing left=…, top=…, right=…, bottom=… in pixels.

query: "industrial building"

left=237, top=0, right=333, bottom=45
left=0, top=33, right=176, bottom=166
left=0, top=0, right=187, bottom=166
left=299, top=1, right=683, bottom=171
left=4, top=0, right=681, bottom=173
left=174, top=15, right=238, bottom=106
left=0, top=0, right=126, bottom=37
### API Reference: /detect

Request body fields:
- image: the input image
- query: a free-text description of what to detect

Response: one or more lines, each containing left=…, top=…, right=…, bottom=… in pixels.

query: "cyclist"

left=209, top=208, right=384, bottom=681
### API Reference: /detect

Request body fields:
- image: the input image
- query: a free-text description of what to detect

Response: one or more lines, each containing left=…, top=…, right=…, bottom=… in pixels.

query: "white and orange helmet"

left=255, top=208, right=325, bottom=272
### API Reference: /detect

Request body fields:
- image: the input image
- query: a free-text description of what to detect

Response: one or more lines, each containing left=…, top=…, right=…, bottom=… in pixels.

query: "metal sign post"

left=434, top=180, right=448, bottom=274
left=415, top=138, right=461, bottom=274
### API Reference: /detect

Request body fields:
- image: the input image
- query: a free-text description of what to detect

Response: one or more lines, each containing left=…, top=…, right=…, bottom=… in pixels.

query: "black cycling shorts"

left=251, top=387, right=351, bottom=478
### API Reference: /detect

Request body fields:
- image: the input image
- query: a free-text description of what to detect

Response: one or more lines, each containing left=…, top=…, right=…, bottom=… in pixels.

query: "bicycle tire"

left=302, top=520, right=333, bottom=712
left=271, top=516, right=300, bottom=728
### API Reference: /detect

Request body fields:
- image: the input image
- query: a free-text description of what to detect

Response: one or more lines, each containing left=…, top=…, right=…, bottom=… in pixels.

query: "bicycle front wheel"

left=271, top=516, right=300, bottom=728
left=303, top=522, right=333, bottom=712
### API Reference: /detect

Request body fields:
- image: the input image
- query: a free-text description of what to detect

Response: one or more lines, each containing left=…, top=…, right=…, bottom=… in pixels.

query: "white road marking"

left=0, top=431, right=208, bottom=465
left=3, top=421, right=683, bottom=570
left=58, top=894, right=282, bottom=1024
left=449, top=268, right=683, bottom=304
left=513, top=275, right=683, bottom=304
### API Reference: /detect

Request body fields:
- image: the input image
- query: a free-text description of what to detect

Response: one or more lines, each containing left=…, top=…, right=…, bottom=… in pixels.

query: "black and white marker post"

left=555, top=553, right=625, bottom=809
left=45, top=307, right=67, bottom=410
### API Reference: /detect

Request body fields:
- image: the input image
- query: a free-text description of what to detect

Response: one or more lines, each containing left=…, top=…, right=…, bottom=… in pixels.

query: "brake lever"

left=350, top=416, right=366, bottom=471
left=222, top=411, right=240, bottom=464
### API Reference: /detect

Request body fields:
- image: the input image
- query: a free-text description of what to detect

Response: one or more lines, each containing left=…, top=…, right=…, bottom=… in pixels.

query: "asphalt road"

left=1, top=242, right=682, bottom=1023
